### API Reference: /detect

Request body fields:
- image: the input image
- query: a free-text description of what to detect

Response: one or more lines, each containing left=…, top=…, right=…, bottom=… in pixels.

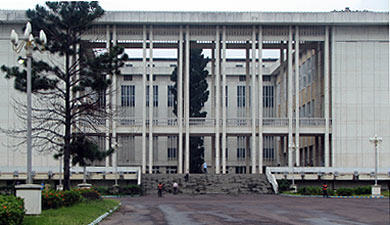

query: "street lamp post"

left=289, top=143, right=298, bottom=192
left=11, top=22, right=46, bottom=215
left=369, top=135, right=382, bottom=189
left=10, top=22, right=47, bottom=184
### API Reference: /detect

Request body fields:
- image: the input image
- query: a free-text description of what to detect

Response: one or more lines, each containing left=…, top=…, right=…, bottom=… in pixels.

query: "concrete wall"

left=332, top=25, right=390, bottom=168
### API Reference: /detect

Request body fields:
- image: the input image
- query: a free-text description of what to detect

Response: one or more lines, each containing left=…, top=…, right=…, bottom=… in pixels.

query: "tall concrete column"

left=141, top=25, right=147, bottom=174
left=324, top=26, right=330, bottom=167
left=148, top=26, right=154, bottom=174
left=178, top=26, right=184, bottom=174
left=184, top=25, right=190, bottom=173
left=257, top=26, right=264, bottom=173
left=105, top=25, right=111, bottom=168
left=215, top=26, right=221, bottom=174
left=330, top=26, right=335, bottom=167
left=287, top=26, right=294, bottom=168
left=250, top=25, right=257, bottom=174
left=112, top=25, right=118, bottom=170
left=221, top=26, right=227, bottom=174
left=294, top=26, right=300, bottom=167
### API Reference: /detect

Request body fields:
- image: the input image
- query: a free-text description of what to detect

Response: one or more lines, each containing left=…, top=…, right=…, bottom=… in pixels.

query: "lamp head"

left=10, top=29, right=18, bottom=45
left=39, top=30, right=47, bottom=45
left=24, top=22, right=32, bottom=38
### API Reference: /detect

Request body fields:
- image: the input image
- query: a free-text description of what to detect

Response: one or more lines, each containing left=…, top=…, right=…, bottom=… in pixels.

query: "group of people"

left=157, top=181, right=179, bottom=197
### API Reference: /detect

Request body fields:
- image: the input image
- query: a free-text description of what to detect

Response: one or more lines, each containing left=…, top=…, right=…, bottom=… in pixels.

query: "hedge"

left=296, top=185, right=372, bottom=196
left=42, top=188, right=101, bottom=210
left=95, top=185, right=142, bottom=196
left=0, top=194, right=25, bottom=225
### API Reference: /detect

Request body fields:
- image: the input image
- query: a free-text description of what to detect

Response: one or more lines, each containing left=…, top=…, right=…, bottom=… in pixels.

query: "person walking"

left=202, top=161, right=208, bottom=174
left=321, top=183, right=329, bottom=198
left=173, top=182, right=178, bottom=195
left=158, top=182, right=164, bottom=197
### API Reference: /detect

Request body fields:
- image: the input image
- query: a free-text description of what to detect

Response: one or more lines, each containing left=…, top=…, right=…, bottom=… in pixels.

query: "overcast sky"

left=2, top=0, right=389, bottom=12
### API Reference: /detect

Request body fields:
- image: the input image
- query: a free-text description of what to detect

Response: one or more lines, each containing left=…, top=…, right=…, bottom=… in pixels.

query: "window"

left=236, top=64, right=243, bottom=68
left=237, top=86, right=246, bottom=107
left=147, top=75, right=156, bottom=81
left=166, top=166, right=177, bottom=174
left=237, top=136, right=246, bottom=160
left=263, top=76, right=271, bottom=82
left=98, top=90, right=106, bottom=109
left=153, top=85, right=158, bottom=107
left=123, top=75, right=133, bottom=81
left=121, top=85, right=135, bottom=107
left=220, top=148, right=228, bottom=160
left=125, top=63, right=133, bottom=67
left=239, top=75, right=246, bottom=81
left=263, top=86, right=274, bottom=108
left=153, top=136, right=158, bottom=162
left=225, top=86, right=228, bottom=107
left=146, top=85, right=158, bottom=107
left=167, top=136, right=177, bottom=160
left=235, top=166, right=246, bottom=174
left=167, top=85, right=174, bottom=107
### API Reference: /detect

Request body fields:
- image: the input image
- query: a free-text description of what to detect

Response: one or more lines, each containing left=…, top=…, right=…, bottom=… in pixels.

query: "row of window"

left=120, top=85, right=274, bottom=108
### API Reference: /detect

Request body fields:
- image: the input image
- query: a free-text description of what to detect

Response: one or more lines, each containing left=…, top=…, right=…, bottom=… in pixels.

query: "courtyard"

left=101, top=194, right=389, bottom=225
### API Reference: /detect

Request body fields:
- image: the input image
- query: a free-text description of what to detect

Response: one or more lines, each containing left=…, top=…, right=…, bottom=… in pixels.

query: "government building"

left=0, top=10, right=389, bottom=180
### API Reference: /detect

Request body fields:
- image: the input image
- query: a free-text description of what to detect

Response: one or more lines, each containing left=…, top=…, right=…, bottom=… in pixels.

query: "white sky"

left=3, top=0, right=389, bottom=11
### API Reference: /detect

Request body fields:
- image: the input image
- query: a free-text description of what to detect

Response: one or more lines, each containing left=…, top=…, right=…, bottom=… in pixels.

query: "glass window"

left=121, top=85, right=135, bottom=107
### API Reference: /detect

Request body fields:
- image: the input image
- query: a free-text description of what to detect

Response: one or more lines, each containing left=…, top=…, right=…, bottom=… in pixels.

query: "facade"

left=0, top=10, right=389, bottom=176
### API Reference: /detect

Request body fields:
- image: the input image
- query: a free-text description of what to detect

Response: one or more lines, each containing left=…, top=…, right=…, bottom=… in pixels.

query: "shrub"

left=278, top=179, right=291, bottom=192
left=0, top=194, right=25, bottom=225
left=354, top=186, right=371, bottom=195
left=95, top=186, right=110, bottom=195
left=42, top=190, right=82, bottom=209
left=75, top=188, right=101, bottom=201
left=119, top=185, right=142, bottom=196
left=336, top=187, right=354, bottom=196
left=298, top=186, right=322, bottom=195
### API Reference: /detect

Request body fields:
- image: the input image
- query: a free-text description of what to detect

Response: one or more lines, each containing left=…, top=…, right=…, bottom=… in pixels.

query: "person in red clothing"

left=158, top=182, right=164, bottom=197
left=321, top=184, right=329, bottom=198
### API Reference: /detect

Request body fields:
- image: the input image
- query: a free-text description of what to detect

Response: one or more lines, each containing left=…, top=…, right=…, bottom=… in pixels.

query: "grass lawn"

left=23, top=199, right=119, bottom=225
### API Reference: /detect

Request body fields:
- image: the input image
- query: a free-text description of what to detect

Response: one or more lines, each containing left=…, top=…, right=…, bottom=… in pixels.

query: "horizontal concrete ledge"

left=1, top=10, right=388, bottom=25
left=15, top=184, right=42, bottom=190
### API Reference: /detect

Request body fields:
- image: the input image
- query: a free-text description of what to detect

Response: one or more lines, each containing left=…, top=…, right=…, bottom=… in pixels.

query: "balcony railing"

left=114, top=117, right=327, bottom=128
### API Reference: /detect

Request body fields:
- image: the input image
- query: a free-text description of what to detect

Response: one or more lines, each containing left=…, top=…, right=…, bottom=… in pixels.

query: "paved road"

left=101, top=194, right=389, bottom=225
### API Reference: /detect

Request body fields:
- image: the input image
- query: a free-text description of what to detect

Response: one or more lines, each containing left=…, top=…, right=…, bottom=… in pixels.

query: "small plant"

left=354, top=186, right=371, bottom=195
left=336, top=187, right=354, bottom=196
left=0, top=194, right=25, bottom=225
left=278, top=179, right=291, bottom=192
left=42, top=190, right=82, bottom=209
left=75, top=188, right=101, bottom=201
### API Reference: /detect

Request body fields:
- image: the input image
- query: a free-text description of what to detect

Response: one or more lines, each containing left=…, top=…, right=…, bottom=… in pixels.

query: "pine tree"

left=171, top=48, right=209, bottom=173
left=1, top=1, right=128, bottom=190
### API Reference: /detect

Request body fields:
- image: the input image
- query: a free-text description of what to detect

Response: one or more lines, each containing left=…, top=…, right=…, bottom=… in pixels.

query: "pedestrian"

left=173, top=182, right=178, bottom=195
left=202, top=161, right=208, bottom=173
left=184, top=173, right=189, bottom=182
left=157, top=182, right=163, bottom=197
left=321, top=183, right=328, bottom=198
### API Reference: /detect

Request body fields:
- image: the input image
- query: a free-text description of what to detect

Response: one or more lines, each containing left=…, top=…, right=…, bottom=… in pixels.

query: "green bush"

left=0, top=194, right=25, bottom=225
left=354, top=186, right=371, bottom=195
left=336, top=187, right=354, bottom=196
left=119, top=185, right=142, bottom=196
left=75, top=188, right=101, bottom=201
left=42, top=190, right=82, bottom=209
left=278, top=179, right=291, bottom=192
left=95, top=186, right=109, bottom=195
left=298, top=186, right=322, bottom=195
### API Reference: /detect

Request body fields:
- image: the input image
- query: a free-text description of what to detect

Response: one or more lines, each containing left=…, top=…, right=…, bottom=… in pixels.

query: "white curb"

left=88, top=202, right=121, bottom=225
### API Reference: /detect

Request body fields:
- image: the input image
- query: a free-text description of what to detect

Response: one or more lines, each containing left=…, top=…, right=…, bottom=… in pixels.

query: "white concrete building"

left=0, top=10, right=388, bottom=177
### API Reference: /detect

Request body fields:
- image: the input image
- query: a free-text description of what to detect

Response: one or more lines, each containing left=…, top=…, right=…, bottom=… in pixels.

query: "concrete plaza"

left=101, top=194, right=389, bottom=225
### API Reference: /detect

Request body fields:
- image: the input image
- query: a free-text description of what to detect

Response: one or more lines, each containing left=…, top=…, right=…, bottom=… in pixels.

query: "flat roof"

left=0, top=10, right=388, bottom=26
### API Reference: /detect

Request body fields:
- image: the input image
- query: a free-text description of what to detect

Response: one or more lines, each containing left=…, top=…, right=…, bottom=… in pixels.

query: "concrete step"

left=141, top=174, right=274, bottom=195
